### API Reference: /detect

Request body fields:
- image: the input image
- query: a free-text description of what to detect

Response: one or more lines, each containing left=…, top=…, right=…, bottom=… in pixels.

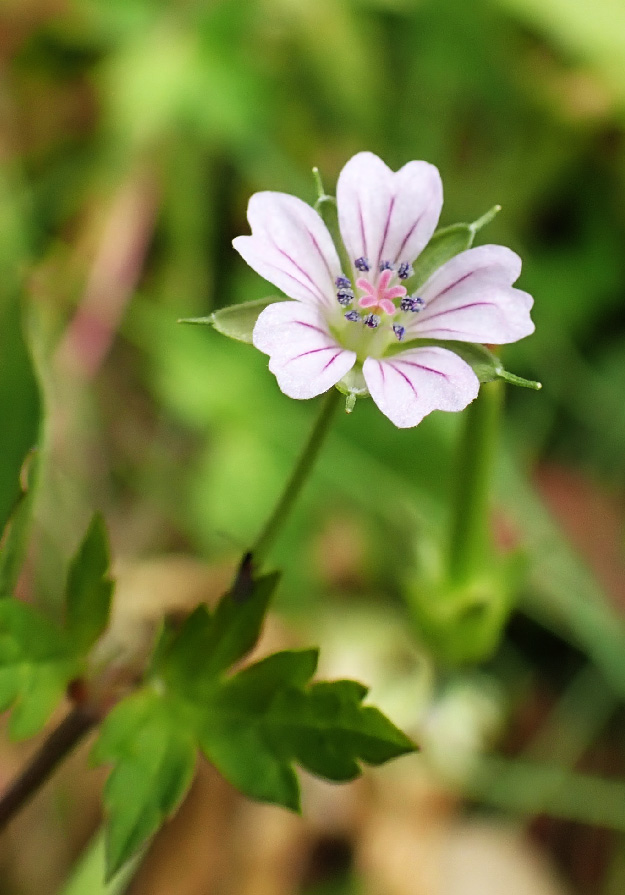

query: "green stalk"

left=448, top=379, right=503, bottom=585
left=252, top=388, right=341, bottom=565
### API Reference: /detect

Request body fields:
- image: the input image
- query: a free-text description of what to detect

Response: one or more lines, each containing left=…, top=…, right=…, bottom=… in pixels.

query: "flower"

left=233, top=152, right=534, bottom=428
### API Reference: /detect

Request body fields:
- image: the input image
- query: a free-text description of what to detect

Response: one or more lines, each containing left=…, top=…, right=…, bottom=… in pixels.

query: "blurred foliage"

left=3, top=0, right=625, bottom=892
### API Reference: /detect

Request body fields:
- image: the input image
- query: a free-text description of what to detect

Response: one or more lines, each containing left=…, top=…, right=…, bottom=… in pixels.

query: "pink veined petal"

left=232, top=192, right=341, bottom=310
left=336, top=152, right=443, bottom=274
left=362, top=347, right=479, bottom=429
left=253, top=301, right=356, bottom=400
left=408, top=245, right=535, bottom=344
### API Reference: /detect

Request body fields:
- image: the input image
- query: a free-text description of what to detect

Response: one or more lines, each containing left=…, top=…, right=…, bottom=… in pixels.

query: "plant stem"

left=0, top=705, right=97, bottom=831
left=252, top=388, right=341, bottom=565
left=448, top=379, right=503, bottom=585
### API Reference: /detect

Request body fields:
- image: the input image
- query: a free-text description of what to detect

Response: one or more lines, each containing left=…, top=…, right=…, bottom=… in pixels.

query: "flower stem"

left=0, top=705, right=97, bottom=831
left=252, top=387, right=341, bottom=566
left=447, top=379, right=503, bottom=585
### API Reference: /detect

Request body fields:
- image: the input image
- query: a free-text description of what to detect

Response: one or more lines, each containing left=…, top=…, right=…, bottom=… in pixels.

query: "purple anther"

left=336, top=288, right=354, bottom=306
left=379, top=260, right=393, bottom=272
left=400, top=296, right=425, bottom=312
left=363, top=313, right=380, bottom=328
left=355, top=257, right=370, bottom=272
left=397, top=262, right=413, bottom=280
left=393, top=324, right=405, bottom=341
left=345, top=310, right=361, bottom=322
left=335, top=275, right=352, bottom=289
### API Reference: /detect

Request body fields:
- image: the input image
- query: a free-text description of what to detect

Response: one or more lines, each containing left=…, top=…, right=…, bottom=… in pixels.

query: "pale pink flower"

left=233, top=152, right=534, bottom=428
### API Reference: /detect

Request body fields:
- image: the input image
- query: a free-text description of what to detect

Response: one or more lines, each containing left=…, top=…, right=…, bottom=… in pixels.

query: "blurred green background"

left=3, top=0, right=625, bottom=893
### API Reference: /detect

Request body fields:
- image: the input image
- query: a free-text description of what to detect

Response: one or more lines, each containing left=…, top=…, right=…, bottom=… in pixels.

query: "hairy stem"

left=0, top=705, right=97, bottom=831
left=252, top=388, right=341, bottom=565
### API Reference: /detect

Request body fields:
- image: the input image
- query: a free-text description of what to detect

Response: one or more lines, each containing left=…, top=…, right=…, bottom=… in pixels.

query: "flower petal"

left=253, top=301, right=356, bottom=399
left=363, top=347, right=479, bottom=428
left=337, top=152, right=443, bottom=273
left=408, top=245, right=534, bottom=344
left=233, top=192, right=341, bottom=310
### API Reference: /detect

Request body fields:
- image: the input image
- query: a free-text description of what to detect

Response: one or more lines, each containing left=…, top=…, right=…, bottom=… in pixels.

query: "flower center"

left=357, top=267, right=406, bottom=315
left=332, top=257, right=425, bottom=357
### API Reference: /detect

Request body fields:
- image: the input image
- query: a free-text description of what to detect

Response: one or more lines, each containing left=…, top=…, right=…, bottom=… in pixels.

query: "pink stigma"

left=356, top=269, right=407, bottom=316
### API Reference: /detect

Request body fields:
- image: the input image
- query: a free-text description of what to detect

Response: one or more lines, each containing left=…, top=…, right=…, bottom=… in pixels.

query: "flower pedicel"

left=233, top=152, right=534, bottom=428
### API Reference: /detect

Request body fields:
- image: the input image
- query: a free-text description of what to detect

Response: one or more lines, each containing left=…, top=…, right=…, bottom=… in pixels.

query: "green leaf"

left=0, top=299, right=41, bottom=536
left=386, top=338, right=541, bottom=390
left=159, top=570, right=280, bottom=693
left=65, top=515, right=114, bottom=654
left=0, top=600, right=77, bottom=739
left=269, top=680, right=415, bottom=780
left=201, top=716, right=301, bottom=810
left=93, top=586, right=413, bottom=874
left=200, top=651, right=415, bottom=809
left=218, top=648, right=319, bottom=710
left=0, top=449, right=39, bottom=596
left=92, top=689, right=196, bottom=880
left=409, top=205, right=501, bottom=292
left=205, top=569, right=280, bottom=676
left=178, top=297, right=286, bottom=344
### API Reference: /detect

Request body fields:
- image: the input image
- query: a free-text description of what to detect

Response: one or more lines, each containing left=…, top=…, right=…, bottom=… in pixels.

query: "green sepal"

left=66, top=515, right=114, bottom=654
left=385, top=339, right=541, bottom=390
left=313, top=170, right=352, bottom=279
left=0, top=600, right=78, bottom=739
left=335, top=365, right=370, bottom=413
left=178, top=297, right=286, bottom=344
left=91, top=689, right=196, bottom=881
left=407, top=205, right=501, bottom=292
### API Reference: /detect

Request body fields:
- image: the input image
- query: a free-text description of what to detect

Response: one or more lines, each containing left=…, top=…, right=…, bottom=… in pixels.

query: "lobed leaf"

left=158, top=570, right=280, bottom=695
left=200, top=650, right=415, bottom=809
left=0, top=449, right=39, bottom=596
left=0, top=299, right=41, bottom=539
left=92, top=689, right=196, bottom=880
left=0, top=600, right=77, bottom=739
left=93, top=591, right=414, bottom=875
left=66, top=515, right=114, bottom=654
left=0, top=515, right=116, bottom=740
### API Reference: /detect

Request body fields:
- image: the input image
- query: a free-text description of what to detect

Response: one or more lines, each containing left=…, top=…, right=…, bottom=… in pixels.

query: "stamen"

left=379, top=260, right=393, bottom=272
left=400, top=296, right=425, bottom=312
left=397, top=262, right=413, bottom=280
left=335, top=275, right=352, bottom=289
left=355, top=257, right=370, bottom=272
left=363, top=313, right=380, bottom=328
left=393, top=324, right=405, bottom=341
left=336, top=288, right=354, bottom=306
left=345, top=310, right=361, bottom=322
